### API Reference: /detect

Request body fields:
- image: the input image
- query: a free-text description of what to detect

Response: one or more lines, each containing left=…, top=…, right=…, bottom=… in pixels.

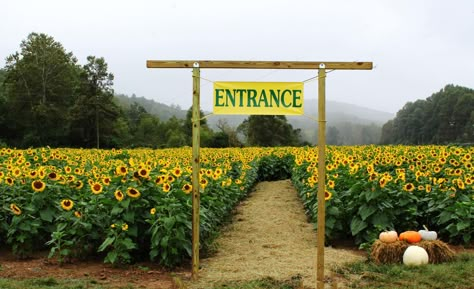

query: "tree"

left=0, top=69, right=7, bottom=145
left=3, top=32, right=79, bottom=147
left=164, top=116, right=187, bottom=147
left=215, top=119, right=241, bottom=147
left=380, top=85, right=474, bottom=144
left=69, top=56, right=120, bottom=148
left=238, top=115, right=302, bottom=146
left=326, top=126, right=341, bottom=145
left=183, top=106, right=214, bottom=146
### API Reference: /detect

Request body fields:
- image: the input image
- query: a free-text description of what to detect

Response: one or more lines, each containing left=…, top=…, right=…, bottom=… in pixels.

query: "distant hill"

left=114, top=93, right=394, bottom=144
left=206, top=99, right=393, bottom=129
left=115, top=93, right=187, bottom=120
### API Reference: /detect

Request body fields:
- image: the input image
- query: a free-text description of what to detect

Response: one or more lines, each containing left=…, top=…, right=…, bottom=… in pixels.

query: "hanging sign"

left=213, top=82, right=304, bottom=115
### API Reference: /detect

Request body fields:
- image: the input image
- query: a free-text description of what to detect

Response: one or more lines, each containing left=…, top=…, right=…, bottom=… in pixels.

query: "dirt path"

left=188, top=180, right=364, bottom=289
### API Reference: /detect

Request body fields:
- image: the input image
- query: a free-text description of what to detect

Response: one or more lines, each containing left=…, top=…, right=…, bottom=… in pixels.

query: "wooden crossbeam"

left=147, top=60, right=372, bottom=70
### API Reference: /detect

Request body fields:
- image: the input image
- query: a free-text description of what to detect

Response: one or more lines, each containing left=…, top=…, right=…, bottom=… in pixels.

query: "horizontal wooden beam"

left=146, top=60, right=372, bottom=70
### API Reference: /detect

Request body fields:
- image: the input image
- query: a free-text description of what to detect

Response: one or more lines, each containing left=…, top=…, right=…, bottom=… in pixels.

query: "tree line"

left=380, top=85, right=474, bottom=145
left=0, top=33, right=305, bottom=148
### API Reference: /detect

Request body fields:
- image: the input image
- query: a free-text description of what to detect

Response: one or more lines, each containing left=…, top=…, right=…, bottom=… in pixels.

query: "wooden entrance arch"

left=147, top=60, right=372, bottom=289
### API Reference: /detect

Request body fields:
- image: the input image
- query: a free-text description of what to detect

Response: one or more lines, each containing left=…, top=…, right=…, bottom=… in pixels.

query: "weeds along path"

left=188, top=179, right=364, bottom=288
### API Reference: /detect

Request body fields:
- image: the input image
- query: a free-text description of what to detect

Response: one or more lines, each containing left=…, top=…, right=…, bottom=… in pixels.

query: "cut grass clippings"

left=333, top=252, right=474, bottom=289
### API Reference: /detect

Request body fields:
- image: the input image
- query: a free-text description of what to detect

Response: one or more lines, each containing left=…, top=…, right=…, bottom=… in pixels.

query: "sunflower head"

left=162, top=183, right=171, bottom=193
left=32, top=180, right=46, bottom=192
left=172, top=167, right=182, bottom=177
left=325, top=191, right=332, bottom=201
left=116, top=165, right=128, bottom=176
left=114, top=190, right=124, bottom=201
left=403, top=183, right=415, bottom=192
left=182, top=183, right=192, bottom=194
left=126, top=187, right=141, bottom=198
left=61, top=199, right=74, bottom=211
left=91, top=182, right=103, bottom=194
left=10, top=204, right=22, bottom=215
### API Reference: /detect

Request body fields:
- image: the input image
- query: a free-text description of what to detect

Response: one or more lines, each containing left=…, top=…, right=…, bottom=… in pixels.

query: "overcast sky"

left=2, top=0, right=473, bottom=113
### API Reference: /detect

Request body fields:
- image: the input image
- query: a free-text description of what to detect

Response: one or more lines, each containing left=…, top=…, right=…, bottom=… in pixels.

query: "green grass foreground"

left=333, top=252, right=474, bottom=289
left=0, top=277, right=133, bottom=289
left=1, top=253, right=473, bottom=289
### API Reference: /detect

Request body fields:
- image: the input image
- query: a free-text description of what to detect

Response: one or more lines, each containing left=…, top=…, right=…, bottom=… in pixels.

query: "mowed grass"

left=0, top=277, right=134, bottom=289
left=333, top=252, right=474, bottom=289
left=211, top=253, right=474, bottom=289
left=0, top=253, right=473, bottom=288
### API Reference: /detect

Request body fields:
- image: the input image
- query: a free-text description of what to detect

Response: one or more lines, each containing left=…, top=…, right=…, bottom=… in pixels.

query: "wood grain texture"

left=147, top=60, right=372, bottom=70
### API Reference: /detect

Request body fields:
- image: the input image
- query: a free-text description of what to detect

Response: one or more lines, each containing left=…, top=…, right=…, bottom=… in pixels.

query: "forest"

left=380, top=85, right=474, bottom=145
left=1, top=33, right=473, bottom=148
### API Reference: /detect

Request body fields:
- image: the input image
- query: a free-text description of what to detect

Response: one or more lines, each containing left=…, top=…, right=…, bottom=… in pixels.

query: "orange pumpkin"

left=399, top=231, right=422, bottom=243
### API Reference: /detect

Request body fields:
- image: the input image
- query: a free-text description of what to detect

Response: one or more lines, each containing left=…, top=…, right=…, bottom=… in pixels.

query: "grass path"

left=188, top=180, right=364, bottom=288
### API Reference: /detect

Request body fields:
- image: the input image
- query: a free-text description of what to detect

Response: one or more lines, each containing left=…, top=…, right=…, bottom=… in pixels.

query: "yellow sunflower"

left=114, top=190, right=124, bottom=201
left=126, top=187, right=141, bottom=198
left=74, top=180, right=84, bottom=190
left=74, top=211, right=82, bottom=218
left=32, top=180, right=46, bottom=192
left=138, top=168, right=150, bottom=178
left=163, top=183, right=171, bottom=193
left=182, top=183, right=192, bottom=194
left=115, top=165, right=128, bottom=176
left=10, top=203, right=22, bottom=215
left=61, top=199, right=74, bottom=211
left=155, top=175, right=166, bottom=185
left=91, top=182, right=103, bottom=194
left=6, top=177, right=14, bottom=186
left=150, top=208, right=156, bottom=215
left=425, top=184, right=432, bottom=193
left=325, top=191, right=332, bottom=201
left=200, top=177, right=208, bottom=189
left=403, top=183, right=415, bottom=192
left=172, top=167, right=182, bottom=177
left=48, top=171, right=60, bottom=181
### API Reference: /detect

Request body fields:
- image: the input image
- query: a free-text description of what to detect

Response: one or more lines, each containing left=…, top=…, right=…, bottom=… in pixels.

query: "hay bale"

left=370, top=239, right=455, bottom=264
left=370, top=240, right=408, bottom=264
left=418, top=240, right=455, bottom=264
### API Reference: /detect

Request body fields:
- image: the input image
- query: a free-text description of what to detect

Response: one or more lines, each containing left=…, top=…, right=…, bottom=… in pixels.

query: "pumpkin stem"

left=423, top=224, right=429, bottom=231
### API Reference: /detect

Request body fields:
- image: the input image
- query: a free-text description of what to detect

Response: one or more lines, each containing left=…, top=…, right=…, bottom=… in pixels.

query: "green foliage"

left=257, top=154, right=294, bottom=181
left=2, top=33, right=79, bottom=147
left=69, top=56, right=120, bottom=148
left=381, top=84, right=474, bottom=144
left=291, top=145, right=474, bottom=247
left=238, top=115, right=303, bottom=146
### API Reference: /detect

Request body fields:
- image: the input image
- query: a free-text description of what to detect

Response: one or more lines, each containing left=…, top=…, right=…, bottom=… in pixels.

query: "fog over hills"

left=115, top=94, right=394, bottom=145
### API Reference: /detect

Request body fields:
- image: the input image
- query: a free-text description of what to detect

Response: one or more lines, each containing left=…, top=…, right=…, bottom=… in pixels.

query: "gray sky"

left=2, top=0, right=473, bottom=113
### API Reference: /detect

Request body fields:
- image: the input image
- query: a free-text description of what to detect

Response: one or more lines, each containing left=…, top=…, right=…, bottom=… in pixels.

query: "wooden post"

left=191, top=62, right=201, bottom=279
left=316, top=64, right=327, bottom=289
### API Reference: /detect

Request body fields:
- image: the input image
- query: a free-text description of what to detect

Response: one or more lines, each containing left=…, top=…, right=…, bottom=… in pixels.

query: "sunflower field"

left=0, top=145, right=472, bottom=267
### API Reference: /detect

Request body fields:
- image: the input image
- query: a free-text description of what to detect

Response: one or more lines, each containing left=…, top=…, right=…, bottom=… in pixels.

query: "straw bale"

left=370, top=239, right=455, bottom=264
left=418, top=240, right=455, bottom=264
left=370, top=240, right=408, bottom=264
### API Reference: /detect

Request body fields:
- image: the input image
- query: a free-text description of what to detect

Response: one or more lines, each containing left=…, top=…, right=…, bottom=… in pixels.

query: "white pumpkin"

left=418, top=225, right=437, bottom=241
left=403, top=245, right=429, bottom=266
